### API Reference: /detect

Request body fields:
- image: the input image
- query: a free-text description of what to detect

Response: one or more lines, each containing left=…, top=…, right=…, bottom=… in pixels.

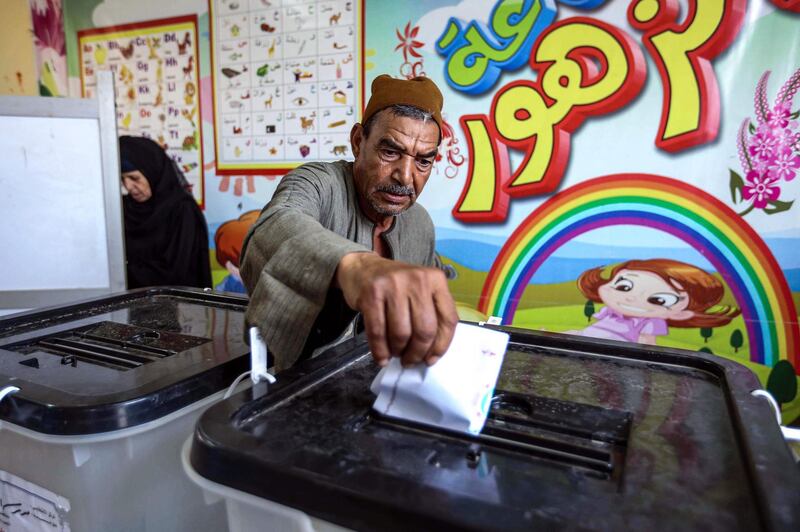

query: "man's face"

left=350, top=111, right=440, bottom=222
left=121, top=170, right=153, bottom=203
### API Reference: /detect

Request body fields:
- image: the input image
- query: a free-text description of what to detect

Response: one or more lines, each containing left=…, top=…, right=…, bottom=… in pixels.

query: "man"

left=240, top=75, right=458, bottom=371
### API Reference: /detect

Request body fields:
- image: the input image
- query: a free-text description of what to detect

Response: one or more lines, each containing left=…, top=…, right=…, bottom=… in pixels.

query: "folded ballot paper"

left=371, top=323, right=510, bottom=435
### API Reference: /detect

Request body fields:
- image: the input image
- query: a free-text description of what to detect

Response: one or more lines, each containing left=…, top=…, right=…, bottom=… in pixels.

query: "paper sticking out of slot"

left=371, top=322, right=510, bottom=435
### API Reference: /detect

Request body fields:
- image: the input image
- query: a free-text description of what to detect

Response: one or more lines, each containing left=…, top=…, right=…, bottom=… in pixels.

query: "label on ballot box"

left=371, top=323, right=510, bottom=435
left=0, top=469, right=71, bottom=531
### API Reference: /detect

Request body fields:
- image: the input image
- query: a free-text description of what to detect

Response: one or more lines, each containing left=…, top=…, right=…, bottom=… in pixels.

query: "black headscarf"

left=119, top=136, right=212, bottom=289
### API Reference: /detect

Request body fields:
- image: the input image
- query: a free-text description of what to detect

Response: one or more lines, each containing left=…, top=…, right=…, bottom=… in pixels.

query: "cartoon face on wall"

left=564, top=259, right=741, bottom=346
left=596, top=269, right=693, bottom=322
left=214, top=209, right=260, bottom=293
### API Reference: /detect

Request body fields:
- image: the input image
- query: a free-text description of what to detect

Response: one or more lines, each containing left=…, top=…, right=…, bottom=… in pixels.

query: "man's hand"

left=336, top=252, right=458, bottom=367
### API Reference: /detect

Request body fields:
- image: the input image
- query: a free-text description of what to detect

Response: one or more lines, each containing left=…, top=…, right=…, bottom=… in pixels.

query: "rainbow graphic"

left=479, top=174, right=799, bottom=370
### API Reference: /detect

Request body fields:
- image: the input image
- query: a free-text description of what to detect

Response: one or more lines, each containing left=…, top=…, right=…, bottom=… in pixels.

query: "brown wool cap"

left=362, top=75, right=444, bottom=130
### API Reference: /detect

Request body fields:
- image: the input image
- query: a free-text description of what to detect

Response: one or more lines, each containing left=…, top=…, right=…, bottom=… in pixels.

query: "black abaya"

left=119, top=136, right=212, bottom=289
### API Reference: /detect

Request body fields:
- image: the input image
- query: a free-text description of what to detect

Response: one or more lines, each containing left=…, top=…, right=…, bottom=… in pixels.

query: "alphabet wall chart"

left=210, top=0, right=362, bottom=174
left=78, top=16, right=205, bottom=205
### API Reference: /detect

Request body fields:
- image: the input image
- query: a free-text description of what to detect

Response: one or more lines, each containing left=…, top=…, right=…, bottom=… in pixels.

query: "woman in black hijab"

left=119, top=136, right=212, bottom=289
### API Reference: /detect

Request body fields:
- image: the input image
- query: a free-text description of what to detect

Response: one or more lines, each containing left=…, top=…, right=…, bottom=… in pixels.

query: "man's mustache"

left=377, top=184, right=415, bottom=196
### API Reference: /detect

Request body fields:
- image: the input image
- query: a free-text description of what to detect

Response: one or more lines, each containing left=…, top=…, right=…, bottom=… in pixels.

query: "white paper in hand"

left=371, top=322, right=510, bottom=435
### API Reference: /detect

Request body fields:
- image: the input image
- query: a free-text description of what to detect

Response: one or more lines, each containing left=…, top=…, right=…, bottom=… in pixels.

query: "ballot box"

left=0, top=288, right=251, bottom=532
left=185, top=327, right=800, bottom=531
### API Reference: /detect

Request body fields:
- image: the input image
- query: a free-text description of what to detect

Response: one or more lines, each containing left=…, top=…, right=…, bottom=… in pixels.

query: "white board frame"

left=0, top=71, right=126, bottom=310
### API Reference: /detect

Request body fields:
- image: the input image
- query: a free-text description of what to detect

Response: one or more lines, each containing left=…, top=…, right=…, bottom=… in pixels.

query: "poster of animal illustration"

left=77, top=15, right=205, bottom=204
left=210, top=0, right=360, bottom=173
left=62, top=0, right=800, bottom=420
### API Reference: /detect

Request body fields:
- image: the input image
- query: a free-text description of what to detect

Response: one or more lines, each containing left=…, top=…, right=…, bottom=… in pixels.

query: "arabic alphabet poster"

left=210, top=0, right=362, bottom=174
left=78, top=15, right=205, bottom=205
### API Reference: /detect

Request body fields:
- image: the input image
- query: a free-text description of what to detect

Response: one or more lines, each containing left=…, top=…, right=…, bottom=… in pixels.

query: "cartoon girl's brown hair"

left=214, top=210, right=260, bottom=268
left=577, top=259, right=741, bottom=328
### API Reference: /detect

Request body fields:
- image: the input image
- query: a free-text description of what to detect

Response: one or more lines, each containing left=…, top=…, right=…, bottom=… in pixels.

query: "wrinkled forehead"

left=371, top=113, right=440, bottom=151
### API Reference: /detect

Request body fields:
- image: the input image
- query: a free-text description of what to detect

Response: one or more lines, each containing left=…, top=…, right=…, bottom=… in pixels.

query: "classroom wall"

left=4, top=0, right=800, bottom=419
left=0, top=0, right=38, bottom=95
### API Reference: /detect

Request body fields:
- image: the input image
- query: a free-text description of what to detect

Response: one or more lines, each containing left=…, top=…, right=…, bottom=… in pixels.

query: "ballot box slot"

left=75, top=331, right=174, bottom=357
left=489, top=392, right=631, bottom=445
left=35, top=338, right=145, bottom=370
left=43, top=337, right=162, bottom=362
left=3, top=320, right=210, bottom=372
left=368, top=413, right=618, bottom=478
left=367, top=390, right=631, bottom=480
left=481, top=423, right=612, bottom=463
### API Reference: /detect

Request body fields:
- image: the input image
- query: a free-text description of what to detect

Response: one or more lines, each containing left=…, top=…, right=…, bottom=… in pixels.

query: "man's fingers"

left=401, top=293, right=438, bottom=367
left=424, top=286, right=458, bottom=365
left=338, top=254, right=457, bottom=368
left=361, top=295, right=390, bottom=366
left=385, top=292, right=412, bottom=358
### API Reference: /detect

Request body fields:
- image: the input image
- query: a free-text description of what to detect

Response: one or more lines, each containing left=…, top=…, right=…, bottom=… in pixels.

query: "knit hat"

left=362, top=75, right=443, bottom=130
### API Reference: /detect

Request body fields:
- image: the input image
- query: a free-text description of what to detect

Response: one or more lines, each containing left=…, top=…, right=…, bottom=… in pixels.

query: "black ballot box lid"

left=190, top=327, right=800, bottom=531
left=0, top=287, right=250, bottom=435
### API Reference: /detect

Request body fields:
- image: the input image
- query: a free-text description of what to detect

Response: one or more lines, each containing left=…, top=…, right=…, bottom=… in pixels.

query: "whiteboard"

left=0, top=71, right=125, bottom=310
left=0, top=116, right=109, bottom=289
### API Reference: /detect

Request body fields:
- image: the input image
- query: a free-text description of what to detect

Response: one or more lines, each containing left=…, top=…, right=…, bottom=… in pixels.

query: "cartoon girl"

left=564, top=259, right=741, bottom=345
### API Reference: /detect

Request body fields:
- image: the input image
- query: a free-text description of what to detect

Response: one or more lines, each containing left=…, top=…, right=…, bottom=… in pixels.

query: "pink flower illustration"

left=767, top=101, right=797, bottom=130
left=770, top=146, right=800, bottom=181
left=771, top=126, right=798, bottom=148
left=743, top=170, right=781, bottom=208
left=752, top=156, right=772, bottom=175
left=748, top=127, right=780, bottom=161
left=732, top=68, right=799, bottom=216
